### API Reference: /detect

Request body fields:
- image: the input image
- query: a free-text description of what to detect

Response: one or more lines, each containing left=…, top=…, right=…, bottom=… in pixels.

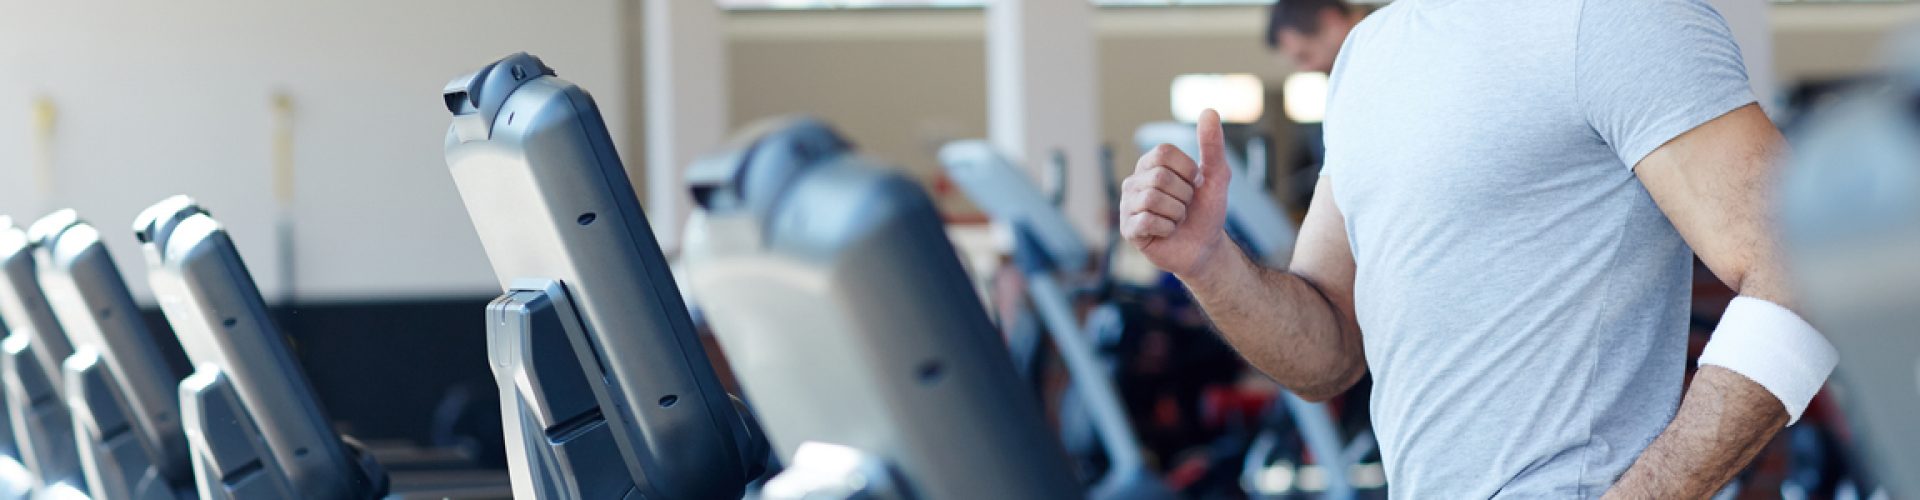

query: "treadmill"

left=441, top=52, right=767, bottom=499
left=137, top=196, right=388, bottom=499
left=683, top=117, right=1082, bottom=499
left=937, top=140, right=1172, bottom=499
left=0, top=216, right=88, bottom=497
left=1132, top=123, right=1371, bottom=499
left=29, top=210, right=194, bottom=499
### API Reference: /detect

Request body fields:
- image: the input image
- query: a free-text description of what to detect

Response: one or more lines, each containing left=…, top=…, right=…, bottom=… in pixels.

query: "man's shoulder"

left=1327, top=2, right=1402, bottom=88
left=1578, top=0, right=1730, bottom=39
left=1343, top=1, right=1401, bottom=47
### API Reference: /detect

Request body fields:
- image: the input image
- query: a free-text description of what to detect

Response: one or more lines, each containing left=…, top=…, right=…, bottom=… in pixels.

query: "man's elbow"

left=1710, top=260, right=1797, bottom=310
left=1291, top=359, right=1367, bottom=402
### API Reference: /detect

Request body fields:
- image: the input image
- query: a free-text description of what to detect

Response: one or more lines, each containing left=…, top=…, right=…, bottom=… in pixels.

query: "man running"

left=1122, top=1, right=1838, bottom=496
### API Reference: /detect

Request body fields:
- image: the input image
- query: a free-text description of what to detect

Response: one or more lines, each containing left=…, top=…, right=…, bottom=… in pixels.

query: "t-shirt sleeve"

left=1317, top=9, right=1380, bottom=180
left=1577, top=0, right=1757, bottom=170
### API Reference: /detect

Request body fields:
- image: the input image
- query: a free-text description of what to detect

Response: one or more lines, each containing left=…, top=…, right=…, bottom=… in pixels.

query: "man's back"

left=1323, top=0, right=1755, bottom=496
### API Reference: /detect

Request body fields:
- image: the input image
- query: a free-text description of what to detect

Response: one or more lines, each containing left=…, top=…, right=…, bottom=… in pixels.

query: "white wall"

left=0, top=1, right=627, bottom=302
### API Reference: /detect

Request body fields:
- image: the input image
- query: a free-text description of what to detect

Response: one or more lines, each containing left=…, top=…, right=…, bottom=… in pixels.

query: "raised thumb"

left=1195, top=108, right=1232, bottom=193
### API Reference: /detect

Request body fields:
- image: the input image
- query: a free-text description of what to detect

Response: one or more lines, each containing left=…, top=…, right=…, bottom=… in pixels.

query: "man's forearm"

left=1180, top=244, right=1365, bottom=400
left=1604, top=365, right=1788, bottom=499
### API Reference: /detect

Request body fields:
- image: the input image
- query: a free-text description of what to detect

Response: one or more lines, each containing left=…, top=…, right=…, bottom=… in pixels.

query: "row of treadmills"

left=0, top=52, right=1344, bottom=500
left=0, top=197, right=395, bottom=500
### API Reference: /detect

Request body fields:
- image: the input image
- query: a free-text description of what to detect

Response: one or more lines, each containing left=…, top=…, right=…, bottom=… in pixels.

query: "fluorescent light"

left=1283, top=71, right=1329, bottom=124
left=1170, top=73, right=1265, bottom=124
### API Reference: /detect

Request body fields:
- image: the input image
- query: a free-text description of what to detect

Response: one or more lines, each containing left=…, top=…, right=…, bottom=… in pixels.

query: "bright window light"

left=1282, top=72, right=1329, bottom=124
left=1170, top=73, right=1265, bottom=124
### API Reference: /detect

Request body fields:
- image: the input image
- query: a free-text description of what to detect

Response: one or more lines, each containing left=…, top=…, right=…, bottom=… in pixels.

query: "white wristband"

left=1697, top=296, right=1838, bottom=426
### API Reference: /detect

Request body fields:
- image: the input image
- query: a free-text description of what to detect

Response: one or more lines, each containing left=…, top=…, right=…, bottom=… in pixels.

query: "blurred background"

left=1, top=1, right=1915, bottom=498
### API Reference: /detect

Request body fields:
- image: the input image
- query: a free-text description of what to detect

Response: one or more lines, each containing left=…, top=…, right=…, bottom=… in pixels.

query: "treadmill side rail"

left=488, top=283, right=636, bottom=500
left=65, top=351, right=181, bottom=500
left=179, top=370, right=296, bottom=500
left=0, top=335, right=84, bottom=494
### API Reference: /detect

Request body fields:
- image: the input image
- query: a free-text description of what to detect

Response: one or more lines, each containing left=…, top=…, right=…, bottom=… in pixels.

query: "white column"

left=987, top=0, right=1104, bottom=244
left=1710, top=0, right=1777, bottom=115
left=644, top=0, right=728, bottom=253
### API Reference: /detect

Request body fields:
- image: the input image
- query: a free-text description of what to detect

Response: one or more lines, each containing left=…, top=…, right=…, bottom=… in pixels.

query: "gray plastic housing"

left=1133, top=122, right=1297, bottom=265
left=137, top=196, right=383, bottom=499
left=28, top=210, right=194, bottom=499
left=443, top=53, right=762, bottom=499
left=484, top=281, right=638, bottom=499
left=684, top=117, right=1082, bottom=500
left=0, top=218, right=87, bottom=494
left=936, top=140, right=1090, bottom=272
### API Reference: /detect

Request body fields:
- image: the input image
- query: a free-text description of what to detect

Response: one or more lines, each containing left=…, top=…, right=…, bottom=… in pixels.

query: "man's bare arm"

left=1606, top=103, right=1797, bottom=498
left=1118, top=109, right=1365, bottom=401
left=1183, top=176, right=1366, bottom=400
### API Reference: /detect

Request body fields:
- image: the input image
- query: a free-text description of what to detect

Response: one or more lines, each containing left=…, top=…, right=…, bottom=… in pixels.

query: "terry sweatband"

left=1697, top=296, right=1839, bottom=426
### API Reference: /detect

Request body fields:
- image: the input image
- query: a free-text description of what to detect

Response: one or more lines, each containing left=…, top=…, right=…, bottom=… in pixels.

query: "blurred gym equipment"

left=1133, top=123, right=1374, bottom=499
left=139, top=197, right=389, bottom=499
left=442, top=52, right=767, bottom=499
left=0, top=218, right=27, bottom=500
left=30, top=210, right=194, bottom=499
left=684, top=117, right=1082, bottom=500
left=1777, top=31, right=1920, bottom=499
left=938, top=140, right=1174, bottom=499
left=0, top=217, right=88, bottom=497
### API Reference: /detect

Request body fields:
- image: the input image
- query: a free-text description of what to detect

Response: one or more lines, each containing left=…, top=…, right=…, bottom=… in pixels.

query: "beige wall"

left=729, top=4, right=1920, bottom=208
left=728, top=7, right=1296, bottom=198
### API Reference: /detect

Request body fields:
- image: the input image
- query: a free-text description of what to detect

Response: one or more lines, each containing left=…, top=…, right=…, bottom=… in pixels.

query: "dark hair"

left=1265, top=0, right=1350, bottom=49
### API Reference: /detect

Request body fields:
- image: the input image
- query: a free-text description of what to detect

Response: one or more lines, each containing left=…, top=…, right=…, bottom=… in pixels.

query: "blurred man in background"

left=1268, top=0, right=1372, bottom=212
left=1265, top=0, right=1368, bottom=74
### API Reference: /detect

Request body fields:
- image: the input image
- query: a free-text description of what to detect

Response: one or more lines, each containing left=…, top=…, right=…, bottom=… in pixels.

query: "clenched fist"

left=1121, top=108, right=1232, bottom=278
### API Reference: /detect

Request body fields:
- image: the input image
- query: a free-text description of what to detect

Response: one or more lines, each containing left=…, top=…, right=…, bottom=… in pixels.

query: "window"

left=718, top=0, right=1273, bottom=10
left=720, top=0, right=1891, bottom=9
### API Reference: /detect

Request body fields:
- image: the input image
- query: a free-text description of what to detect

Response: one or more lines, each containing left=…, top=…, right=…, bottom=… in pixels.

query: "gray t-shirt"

left=1321, top=0, right=1756, bottom=496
